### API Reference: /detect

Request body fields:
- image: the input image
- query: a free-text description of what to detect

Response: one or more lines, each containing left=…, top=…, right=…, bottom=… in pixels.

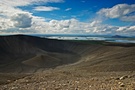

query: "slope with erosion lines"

left=0, top=35, right=135, bottom=73
left=0, top=35, right=85, bottom=73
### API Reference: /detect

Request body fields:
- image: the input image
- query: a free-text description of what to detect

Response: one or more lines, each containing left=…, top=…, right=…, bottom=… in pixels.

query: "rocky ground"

left=0, top=69, right=135, bottom=90
left=0, top=35, right=135, bottom=90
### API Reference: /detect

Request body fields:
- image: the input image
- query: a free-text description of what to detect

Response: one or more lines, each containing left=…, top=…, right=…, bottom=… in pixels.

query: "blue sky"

left=0, top=0, right=135, bottom=35
left=20, top=0, right=134, bottom=22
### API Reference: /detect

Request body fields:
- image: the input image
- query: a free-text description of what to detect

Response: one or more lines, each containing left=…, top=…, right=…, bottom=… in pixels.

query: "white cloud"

left=65, top=8, right=72, bottom=11
left=11, top=13, right=32, bottom=28
left=0, top=16, right=135, bottom=35
left=120, top=16, right=135, bottom=21
left=97, top=4, right=135, bottom=21
left=0, top=17, right=14, bottom=30
left=96, top=3, right=135, bottom=35
left=0, top=0, right=64, bottom=7
left=0, top=1, right=135, bottom=35
left=30, top=19, right=119, bottom=34
left=0, top=0, right=63, bottom=16
left=34, top=6, right=60, bottom=11
left=117, top=26, right=135, bottom=32
left=0, top=0, right=62, bottom=31
left=116, top=26, right=135, bottom=36
left=0, top=4, right=26, bottom=17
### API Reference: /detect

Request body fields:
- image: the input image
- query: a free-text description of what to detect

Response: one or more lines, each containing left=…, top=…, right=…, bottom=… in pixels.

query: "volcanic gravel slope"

left=0, top=35, right=135, bottom=90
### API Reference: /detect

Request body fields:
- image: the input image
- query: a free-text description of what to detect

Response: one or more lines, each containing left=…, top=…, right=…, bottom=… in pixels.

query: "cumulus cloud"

left=0, top=0, right=62, bottom=31
left=34, top=6, right=60, bottom=11
left=11, top=13, right=32, bottom=28
left=0, top=16, right=135, bottom=35
left=0, top=17, right=14, bottom=30
left=30, top=18, right=120, bottom=34
left=120, top=16, right=135, bottom=21
left=0, top=1, right=135, bottom=35
left=0, top=4, right=25, bottom=17
left=116, top=26, right=135, bottom=36
left=97, top=4, right=135, bottom=21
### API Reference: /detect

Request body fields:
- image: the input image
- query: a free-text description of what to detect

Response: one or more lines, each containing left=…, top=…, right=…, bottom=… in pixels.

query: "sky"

left=0, top=0, right=135, bottom=35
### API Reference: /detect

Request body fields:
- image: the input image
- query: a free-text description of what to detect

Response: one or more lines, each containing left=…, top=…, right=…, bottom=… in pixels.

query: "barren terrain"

left=0, top=35, right=135, bottom=90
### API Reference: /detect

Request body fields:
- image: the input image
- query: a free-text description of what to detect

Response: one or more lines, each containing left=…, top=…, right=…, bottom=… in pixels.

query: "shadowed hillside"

left=0, top=35, right=135, bottom=73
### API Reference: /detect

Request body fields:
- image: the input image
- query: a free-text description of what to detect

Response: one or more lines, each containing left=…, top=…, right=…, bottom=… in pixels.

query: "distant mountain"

left=111, top=35, right=129, bottom=38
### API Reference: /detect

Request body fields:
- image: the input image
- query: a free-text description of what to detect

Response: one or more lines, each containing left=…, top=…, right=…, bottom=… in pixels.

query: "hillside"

left=0, top=35, right=135, bottom=89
